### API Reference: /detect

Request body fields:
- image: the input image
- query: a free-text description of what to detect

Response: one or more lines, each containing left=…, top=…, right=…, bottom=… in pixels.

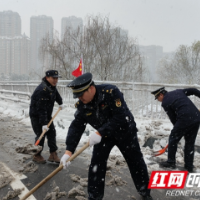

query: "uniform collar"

left=42, top=78, right=56, bottom=92
left=91, top=86, right=103, bottom=106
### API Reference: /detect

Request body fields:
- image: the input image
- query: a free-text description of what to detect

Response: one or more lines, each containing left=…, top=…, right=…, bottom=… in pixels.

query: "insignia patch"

left=86, top=112, right=92, bottom=116
left=101, top=104, right=108, bottom=110
left=55, top=71, right=57, bottom=74
left=115, top=99, right=122, bottom=107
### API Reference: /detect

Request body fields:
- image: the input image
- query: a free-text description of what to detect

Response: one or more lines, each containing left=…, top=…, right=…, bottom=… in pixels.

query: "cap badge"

left=115, top=99, right=122, bottom=107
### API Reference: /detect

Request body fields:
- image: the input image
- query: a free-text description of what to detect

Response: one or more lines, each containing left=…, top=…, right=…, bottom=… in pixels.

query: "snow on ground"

left=1, top=99, right=200, bottom=173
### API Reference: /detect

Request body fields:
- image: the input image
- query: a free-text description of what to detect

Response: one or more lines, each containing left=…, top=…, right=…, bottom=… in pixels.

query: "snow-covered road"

left=1, top=99, right=200, bottom=174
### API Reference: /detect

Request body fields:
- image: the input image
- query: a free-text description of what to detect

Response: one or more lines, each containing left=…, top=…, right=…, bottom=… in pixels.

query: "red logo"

left=148, top=171, right=188, bottom=189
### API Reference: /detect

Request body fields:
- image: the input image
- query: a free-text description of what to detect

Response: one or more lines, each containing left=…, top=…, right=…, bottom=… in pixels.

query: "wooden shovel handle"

left=20, top=142, right=89, bottom=200
left=35, top=108, right=61, bottom=146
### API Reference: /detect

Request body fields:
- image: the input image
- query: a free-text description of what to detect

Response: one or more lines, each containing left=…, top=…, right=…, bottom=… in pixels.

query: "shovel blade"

left=35, top=140, right=40, bottom=146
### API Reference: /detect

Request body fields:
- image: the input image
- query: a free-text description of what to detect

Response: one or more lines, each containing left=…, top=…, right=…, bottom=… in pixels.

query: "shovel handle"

left=20, top=142, right=89, bottom=200
left=35, top=108, right=61, bottom=146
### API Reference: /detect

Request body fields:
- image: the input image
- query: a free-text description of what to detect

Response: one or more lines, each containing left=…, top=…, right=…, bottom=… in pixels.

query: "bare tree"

left=39, top=31, right=76, bottom=79
left=39, top=15, right=146, bottom=81
left=157, top=41, right=200, bottom=84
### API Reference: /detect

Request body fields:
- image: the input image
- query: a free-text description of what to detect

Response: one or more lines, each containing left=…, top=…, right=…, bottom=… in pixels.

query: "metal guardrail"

left=0, top=95, right=30, bottom=104
left=0, top=89, right=30, bottom=104
left=0, top=81, right=200, bottom=119
left=0, top=89, right=31, bottom=98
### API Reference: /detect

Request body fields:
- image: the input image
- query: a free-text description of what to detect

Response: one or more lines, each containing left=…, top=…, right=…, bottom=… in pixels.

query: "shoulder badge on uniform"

left=115, top=99, right=122, bottom=107
left=43, top=87, right=46, bottom=91
left=110, top=89, right=113, bottom=93
left=75, top=101, right=80, bottom=108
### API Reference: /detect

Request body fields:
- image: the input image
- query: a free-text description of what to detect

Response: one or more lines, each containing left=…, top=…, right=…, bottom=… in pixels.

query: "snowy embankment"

left=1, top=99, right=200, bottom=174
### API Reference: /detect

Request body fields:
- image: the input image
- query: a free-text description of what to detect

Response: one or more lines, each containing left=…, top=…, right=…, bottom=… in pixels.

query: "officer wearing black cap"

left=151, top=87, right=200, bottom=172
left=60, top=73, right=153, bottom=200
left=45, top=70, right=62, bottom=78
left=68, top=73, right=93, bottom=98
left=151, top=87, right=166, bottom=100
left=30, top=70, right=63, bottom=164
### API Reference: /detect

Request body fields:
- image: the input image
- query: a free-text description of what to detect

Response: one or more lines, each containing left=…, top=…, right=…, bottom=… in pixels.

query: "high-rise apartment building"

left=0, top=11, right=30, bottom=77
left=30, top=15, right=53, bottom=73
left=0, top=34, right=30, bottom=76
left=61, top=16, right=83, bottom=39
left=0, top=10, right=21, bottom=37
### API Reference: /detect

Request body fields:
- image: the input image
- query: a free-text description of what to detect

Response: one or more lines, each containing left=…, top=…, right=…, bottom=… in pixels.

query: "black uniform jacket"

left=162, top=88, right=200, bottom=131
left=66, top=84, right=137, bottom=153
left=29, top=78, right=63, bottom=125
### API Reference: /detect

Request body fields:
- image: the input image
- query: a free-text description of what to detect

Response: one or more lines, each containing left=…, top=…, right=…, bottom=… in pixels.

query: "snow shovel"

left=20, top=142, right=90, bottom=200
left=35, top=107, right=61, bottom=146
left=152, top=144, right=168, bottom=157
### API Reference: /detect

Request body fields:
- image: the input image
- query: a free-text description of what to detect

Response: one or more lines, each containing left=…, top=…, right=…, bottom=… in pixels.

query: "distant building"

left=163, top=51, right=175, bottom=60
left=116, top=27, right=128, bottom=37
left=30, top=15, right=53, bottom=73
left=0, top=34, right=30, bottom=76
left=0, top=11, right=30, bottom=77
left=61, top=16, right=83, bottom=39
left=0, top=10, right=21, bottom=37
left=139, top=45, right=163, bottom=82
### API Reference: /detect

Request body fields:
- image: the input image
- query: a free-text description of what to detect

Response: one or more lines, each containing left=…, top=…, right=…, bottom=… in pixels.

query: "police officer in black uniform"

left=30, top=70, right=64, bottom=164
left=60, top=73, right=153, bottom=200
left=151, top=87, right=200, bottom=172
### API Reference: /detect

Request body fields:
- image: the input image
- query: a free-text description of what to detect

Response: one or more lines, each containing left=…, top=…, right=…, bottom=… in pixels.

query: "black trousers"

left=168, top=122, right=200, bottom=168
left=30, top=117, right=58, bottom=153
left=88, top=128, right=150, bottom=200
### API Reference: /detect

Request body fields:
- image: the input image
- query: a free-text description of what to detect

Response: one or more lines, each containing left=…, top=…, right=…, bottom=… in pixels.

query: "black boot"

left=184, top=164, right=194, bottom=172
left=142, top=195, right=154, bottom=200
left=160, top=161, right=176, bottom=169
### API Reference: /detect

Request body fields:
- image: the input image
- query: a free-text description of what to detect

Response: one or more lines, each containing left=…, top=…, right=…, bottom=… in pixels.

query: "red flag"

left=72, top=59, right=83, bottom=77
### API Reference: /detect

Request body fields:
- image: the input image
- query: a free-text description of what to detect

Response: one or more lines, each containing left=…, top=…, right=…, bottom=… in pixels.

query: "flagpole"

left=82, top=54, right=84, bottom=74
left=82, top=27, right=84, bottom=74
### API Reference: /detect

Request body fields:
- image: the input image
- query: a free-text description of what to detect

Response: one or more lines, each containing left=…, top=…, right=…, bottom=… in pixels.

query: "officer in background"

left=60, top=73, right=153, bottom=200
left=30, top=70, right=64, bottom=164
left=151, top=87, right=200, bottom=172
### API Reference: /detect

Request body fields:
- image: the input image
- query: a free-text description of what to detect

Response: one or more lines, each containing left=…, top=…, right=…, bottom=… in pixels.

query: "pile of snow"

left=0, top=99, right=200, bottom=173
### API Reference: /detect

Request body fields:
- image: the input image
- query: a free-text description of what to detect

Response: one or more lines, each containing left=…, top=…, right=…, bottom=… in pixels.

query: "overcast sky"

left=1, top=0, right=200, bottom=52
